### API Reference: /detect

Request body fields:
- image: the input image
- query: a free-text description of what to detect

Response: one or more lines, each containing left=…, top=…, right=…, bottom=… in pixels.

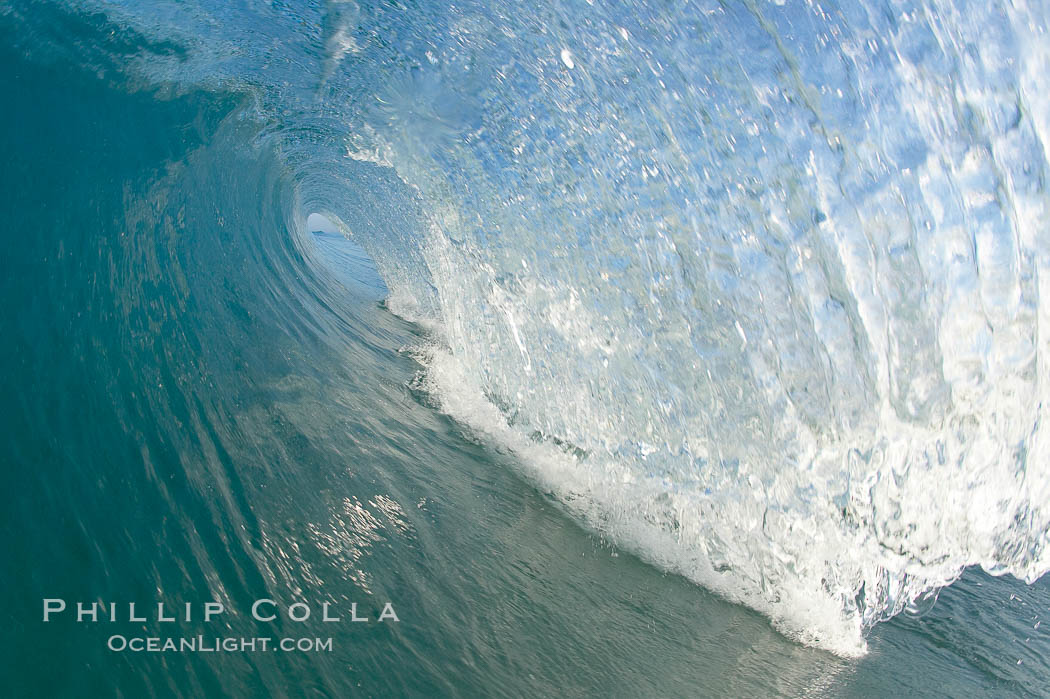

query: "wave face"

left=6, top=0, right=1050, bottom=657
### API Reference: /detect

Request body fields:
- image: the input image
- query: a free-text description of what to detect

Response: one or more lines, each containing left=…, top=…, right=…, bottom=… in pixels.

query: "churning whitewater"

left=6, top=0, right=1049, bottom=659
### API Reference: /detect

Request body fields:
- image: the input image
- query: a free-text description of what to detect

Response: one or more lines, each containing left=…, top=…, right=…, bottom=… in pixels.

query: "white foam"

left=406, top=333, right=871, bottom=656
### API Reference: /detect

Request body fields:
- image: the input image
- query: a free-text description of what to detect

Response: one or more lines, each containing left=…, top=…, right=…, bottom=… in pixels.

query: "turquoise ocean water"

left=1, top=0, right=1049, bottom=695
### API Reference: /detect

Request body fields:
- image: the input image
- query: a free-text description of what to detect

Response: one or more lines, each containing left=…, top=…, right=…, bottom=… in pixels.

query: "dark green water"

left=1, top=1, right=1049, bottom=696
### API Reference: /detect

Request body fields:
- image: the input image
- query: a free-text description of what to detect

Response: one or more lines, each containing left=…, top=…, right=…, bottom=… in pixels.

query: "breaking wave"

left=7, top=0, right=1049, bottom=656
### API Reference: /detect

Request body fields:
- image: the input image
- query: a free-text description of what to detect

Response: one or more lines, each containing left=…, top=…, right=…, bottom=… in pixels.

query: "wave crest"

left=20, top=0, right=1050, bottom=655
